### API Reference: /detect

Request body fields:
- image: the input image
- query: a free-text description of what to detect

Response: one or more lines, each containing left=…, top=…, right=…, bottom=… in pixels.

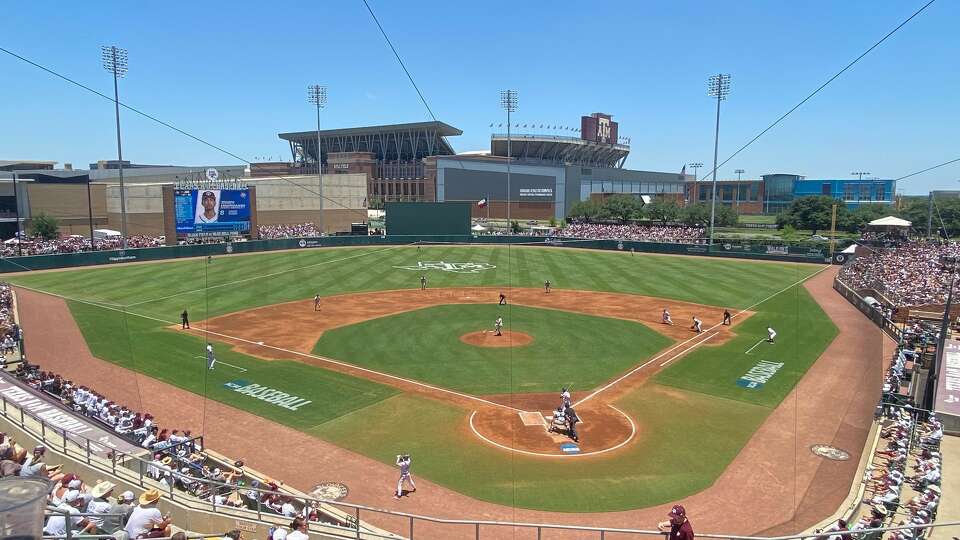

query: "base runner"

left=662, top=308, right=673, bottom=325
left=206, top=344, right=216, bottom=370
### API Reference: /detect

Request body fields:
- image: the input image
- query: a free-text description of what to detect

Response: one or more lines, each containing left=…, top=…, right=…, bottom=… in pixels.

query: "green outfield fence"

left=0, top=235, right=845, bottom=273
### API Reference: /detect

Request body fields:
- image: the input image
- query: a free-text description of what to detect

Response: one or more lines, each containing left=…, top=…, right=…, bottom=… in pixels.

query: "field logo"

left=223, top=379, right=312, bottom=411
left=736, top=360, right=784, bottom=389
left=560, top=443, right=580, bottom=454
left=394, top=261, right=496, bottom=274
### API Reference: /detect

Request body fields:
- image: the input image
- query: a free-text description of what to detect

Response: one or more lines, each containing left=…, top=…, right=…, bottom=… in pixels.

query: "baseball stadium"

left=1, top=2, right=957, bottom=540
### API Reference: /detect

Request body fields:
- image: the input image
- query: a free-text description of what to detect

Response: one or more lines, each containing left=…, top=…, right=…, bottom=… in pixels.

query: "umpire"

left=565, top=405, right=580, bottom=443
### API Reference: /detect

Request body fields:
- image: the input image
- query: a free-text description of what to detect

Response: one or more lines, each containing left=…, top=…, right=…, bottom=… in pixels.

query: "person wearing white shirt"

left=44, top=491, right=93, bottom=537
left=86, top=481, right=117, bottom=532
left=281, top=499, right=297, bottom=517
left=125, top=489, right=171, bottom=539
left=286, top=518, right=309, bottom=540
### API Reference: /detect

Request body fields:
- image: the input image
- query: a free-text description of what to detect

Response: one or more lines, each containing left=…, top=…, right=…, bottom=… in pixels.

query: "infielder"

left=494, top=316, right=503, bottom=336
left=394, top=454, right=416, bottom=499
left=767, top=327, right=777, bottom=343
left=662, top=308, right=673, bottom=325
left=691, top=317, right=703, bottom=334
left=420, top=275, right=427, bottom=290
left=313, top=294, right=321, bottom=312
left=722, top=310, right=732, bottom=326
left=181, top=309, right=190, bottom=330
left=206, top=344, right=216, bottom=370
left=544, top=280, right=551, bottom=294
left=498, top=293, right=506, bottom=305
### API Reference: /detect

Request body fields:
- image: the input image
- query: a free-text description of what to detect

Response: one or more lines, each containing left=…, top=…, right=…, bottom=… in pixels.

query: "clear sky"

left=2, top=0, right=957, bottom=194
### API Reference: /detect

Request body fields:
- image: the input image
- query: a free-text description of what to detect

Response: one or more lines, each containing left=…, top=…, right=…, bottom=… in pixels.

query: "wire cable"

left=698, top=0, right=937, bottom=183
left=895, top=156, right=960, bottom=183
left=0, top=45, right=368, bottom=222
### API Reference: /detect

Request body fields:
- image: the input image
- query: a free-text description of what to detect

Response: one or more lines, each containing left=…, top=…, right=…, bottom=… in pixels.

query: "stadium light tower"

left=734, top=168, right=745, bottom=209
left=707, top=73, right=731, bottom=246
left=500, top=90, right=518, bottom=228
left=308, top=85, right=328, bottom=234
left=101, top=45, right=129, bottom=249
left=851, top=171, right=871, bottom=180
left=734, top=168, right=745, bottom=181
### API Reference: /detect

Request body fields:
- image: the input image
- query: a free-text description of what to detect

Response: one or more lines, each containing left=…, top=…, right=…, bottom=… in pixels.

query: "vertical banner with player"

left=175, top=189, right=251, bottom=234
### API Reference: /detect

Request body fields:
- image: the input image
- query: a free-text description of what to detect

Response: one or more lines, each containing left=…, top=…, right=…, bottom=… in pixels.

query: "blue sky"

left=2, top=0, right=957, bottom=194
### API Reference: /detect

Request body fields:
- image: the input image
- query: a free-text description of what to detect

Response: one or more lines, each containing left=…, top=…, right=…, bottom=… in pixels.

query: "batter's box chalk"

left=518, top=411, right=547, bottom=427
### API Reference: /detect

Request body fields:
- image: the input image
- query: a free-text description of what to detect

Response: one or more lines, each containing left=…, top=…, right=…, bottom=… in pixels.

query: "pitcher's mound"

left=460, top=330, right=533, bottom=348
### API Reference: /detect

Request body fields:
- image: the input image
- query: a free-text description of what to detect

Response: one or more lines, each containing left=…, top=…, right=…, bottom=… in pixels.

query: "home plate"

left=518, top=411, right=546, bottom=427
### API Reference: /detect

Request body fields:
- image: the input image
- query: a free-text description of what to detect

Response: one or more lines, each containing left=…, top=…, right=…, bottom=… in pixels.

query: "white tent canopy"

left=93, top=229, right=122, bottom=238
left=868, top=216, right=911, bottom=228
left=471, top=224, right=487, bottom=232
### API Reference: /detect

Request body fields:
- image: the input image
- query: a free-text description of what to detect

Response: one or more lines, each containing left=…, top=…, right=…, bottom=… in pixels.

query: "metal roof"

left=279, top=120, right=462, bottom=141
left=490, top=134, right=629, bottom=168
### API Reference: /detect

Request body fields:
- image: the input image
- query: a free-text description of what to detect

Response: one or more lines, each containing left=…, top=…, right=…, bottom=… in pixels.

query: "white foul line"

left=574, top=263, right=831, bottom=407
left=16, top=284, right=524, bottom=414
left=744, top=338, right=766, bottom=355
left=193, top=355, right=248, bottom=373
left=659, top=332, right=717, bottom=367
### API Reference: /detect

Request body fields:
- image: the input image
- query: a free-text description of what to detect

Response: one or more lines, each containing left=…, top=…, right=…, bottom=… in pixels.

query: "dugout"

left=385, top=201, right=470, bottom=236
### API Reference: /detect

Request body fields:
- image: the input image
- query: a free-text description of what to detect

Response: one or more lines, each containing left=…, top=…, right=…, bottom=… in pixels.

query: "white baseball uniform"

left=396, top=457, right=416, bottom=497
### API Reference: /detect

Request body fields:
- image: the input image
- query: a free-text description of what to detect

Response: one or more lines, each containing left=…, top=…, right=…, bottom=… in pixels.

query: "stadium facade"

left=687, top=174, right=897, bottom=214
left=273, top=113, right=689, bottom=220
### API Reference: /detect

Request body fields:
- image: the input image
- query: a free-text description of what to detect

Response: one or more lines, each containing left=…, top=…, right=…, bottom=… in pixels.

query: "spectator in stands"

left=44, top=490, right=95, bottom=538
left=286, top=517, right=309, bottom=540
left=657, top=504, right=693, bottom=540
left=561, top=223, right=706, bottom=243
left=839, top=241, right=960, bottom=308
left=19, top=445, right=49, bottom=477
left=86, top=481, right=117, bottom=534
left=125, top=489, right=172, bottom=539
left=258, top=223, right=322, bottom=240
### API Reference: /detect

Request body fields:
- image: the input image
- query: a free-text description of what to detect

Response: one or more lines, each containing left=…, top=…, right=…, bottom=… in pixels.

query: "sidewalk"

left=930, top=434, right=960, bottom=539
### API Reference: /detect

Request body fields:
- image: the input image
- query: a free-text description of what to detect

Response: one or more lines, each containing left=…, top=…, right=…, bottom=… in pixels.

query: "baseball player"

left=544, top=280, right=551, bottom=294
left=420, top=275, right=427, bottom=290
left=498, top=292, right=507, bottom=305
left=691, top=316, right=703, bottom=334
left=722, top=310, right=732, bottom=326
left=494, top=316, right=503, bottom=336
left=767, top=327, right=777, bottom=343
left=313, top=294, right=321, bottom=312
left=394, top=454, right=416, bottom=499
left=662, top=308, right=673, bottom=325
left=205, top=344, right=216, bottom=370
left=560, top=387, right=572, bottom=409
left=565, top=406, right=580, bottom=443
left=181, top=309, right=190, bottom=330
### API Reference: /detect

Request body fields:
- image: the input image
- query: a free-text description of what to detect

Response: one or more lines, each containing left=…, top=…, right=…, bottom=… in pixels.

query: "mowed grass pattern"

left=313, top=304, right=672, bottom=395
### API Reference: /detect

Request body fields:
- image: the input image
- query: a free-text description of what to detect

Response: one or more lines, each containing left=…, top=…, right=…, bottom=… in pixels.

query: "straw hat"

left=91, top=481, right=116, bottom=499
left=139, top=488, right=162, bottom=505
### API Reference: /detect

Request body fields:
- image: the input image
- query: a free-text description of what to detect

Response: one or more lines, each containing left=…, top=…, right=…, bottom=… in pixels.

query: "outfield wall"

left=0, top=235, right=836, bottom=273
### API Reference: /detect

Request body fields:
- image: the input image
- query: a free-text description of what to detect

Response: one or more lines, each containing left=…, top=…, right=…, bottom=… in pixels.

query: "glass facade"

left=580, top=179, right=684, bottom=200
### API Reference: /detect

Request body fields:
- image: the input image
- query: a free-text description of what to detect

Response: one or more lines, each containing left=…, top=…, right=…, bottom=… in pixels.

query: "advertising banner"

left=175, top=189, right=250, bottom=234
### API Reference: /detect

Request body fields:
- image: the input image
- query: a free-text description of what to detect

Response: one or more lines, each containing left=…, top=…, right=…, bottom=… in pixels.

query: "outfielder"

left=498, top=292, right=506, bottom=305
left=206, top=344, right=216, bottom=370
left=662, top=308, right=673, bottom=325
left=394, top=454, right=416, bottom=499
left=691, top=317, right=703, bottom=334
left=494, top=316, right=503, bottom=336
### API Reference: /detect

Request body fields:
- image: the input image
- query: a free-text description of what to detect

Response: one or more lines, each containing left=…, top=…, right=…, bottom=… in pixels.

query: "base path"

left=13, top=267, right=891, bottom=537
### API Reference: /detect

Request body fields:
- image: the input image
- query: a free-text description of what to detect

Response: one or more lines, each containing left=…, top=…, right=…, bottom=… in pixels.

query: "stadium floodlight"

left=308, top=85, right=328, bottom=233
left=734, top=168, right=745, bottom=180
left=688, top=162, right=704, bottom=198
left=101, top=45, right=129, bottom=249
left=851, top=171, right=871, bottom=180
left=707, top=74, right=731, bottom=247
left=500, top=89, right=518, bottom=227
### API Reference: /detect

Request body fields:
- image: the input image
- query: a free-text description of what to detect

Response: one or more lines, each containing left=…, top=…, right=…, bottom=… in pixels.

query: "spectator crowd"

left=257, top=223, right=322, bottom=239
left=839, top=241, right=960, bottom=308
left=1, top=235, right=165, bottom=257
left=560, top=223, right=706, bottom=243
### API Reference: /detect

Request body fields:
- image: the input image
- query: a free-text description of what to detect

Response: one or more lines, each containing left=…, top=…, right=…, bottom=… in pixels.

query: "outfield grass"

left=313, top=304, right=672, bottom=394
left=8, top=246, right=835, bottom=511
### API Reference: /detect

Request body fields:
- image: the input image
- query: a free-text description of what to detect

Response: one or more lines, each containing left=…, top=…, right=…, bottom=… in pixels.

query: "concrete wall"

left=27, top=183, right=108, bottom=235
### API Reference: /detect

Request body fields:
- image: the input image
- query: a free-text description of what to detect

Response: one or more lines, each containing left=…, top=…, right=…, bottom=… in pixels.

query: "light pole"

left=734, top=168, right=745, bottom=210
left=851, top=171, right=871, bottom=180
left=707, top=74, right=731, bottom=246
left=688, top=162, right=703, bottom=204
left=500, top=90, right=518, bottom=230
left=308, top=85, right=327, bottom=234
left=101, top=45, right=129, bottom=249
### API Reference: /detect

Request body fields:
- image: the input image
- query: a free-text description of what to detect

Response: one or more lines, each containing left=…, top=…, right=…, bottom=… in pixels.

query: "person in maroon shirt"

left=658, top=505, right=694, bottom=540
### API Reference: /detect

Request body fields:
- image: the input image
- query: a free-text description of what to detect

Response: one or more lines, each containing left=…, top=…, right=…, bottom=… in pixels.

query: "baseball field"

left=8, top=244, right=838, bottom=512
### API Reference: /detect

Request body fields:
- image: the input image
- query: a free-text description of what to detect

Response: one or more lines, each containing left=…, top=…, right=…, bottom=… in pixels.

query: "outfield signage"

left=224, top=380, right=312, bottom=411
left=736, top=360, right=784, bottom=389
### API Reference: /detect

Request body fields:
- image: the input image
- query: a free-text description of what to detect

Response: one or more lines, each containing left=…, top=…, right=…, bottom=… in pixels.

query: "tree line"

left=776, top=195, right=951, bottom=235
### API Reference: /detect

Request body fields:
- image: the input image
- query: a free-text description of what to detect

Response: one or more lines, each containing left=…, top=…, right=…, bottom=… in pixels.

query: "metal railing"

left=42, top=508, right=214, bottom=540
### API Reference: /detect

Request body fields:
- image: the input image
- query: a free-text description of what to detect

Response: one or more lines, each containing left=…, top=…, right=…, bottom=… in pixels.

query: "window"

left=843, top=184, right=856, bottom=201
left=876, top=184, right=885, bottom=201
left=860, top=185, right=870, bottom=201
left=699, top=185, right=709, bottom=201
left=582, top=168, right=592, bottom=175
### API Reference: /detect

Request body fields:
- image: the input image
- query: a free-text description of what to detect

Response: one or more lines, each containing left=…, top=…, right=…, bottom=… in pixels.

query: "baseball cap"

left=121, top=491, right=135, bottom=502
left=202, top=191, right=216, bottom=198
left=63, top=491, right=80, bottom=504
left=669, top=504, right=685, bottom=518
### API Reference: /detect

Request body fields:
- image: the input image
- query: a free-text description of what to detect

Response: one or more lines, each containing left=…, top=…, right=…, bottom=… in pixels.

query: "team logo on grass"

left=224, top=379, right=312, bottom=411
left=310, top=482, right=349, bottom=501
left=736, top=360, right=785, bottom=389
left=393, top=261, right=496, bottom=274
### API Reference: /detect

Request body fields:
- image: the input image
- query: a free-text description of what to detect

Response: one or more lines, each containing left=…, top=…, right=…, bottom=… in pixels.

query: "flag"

left=477, top=198, right=488, bottom=208
left=680, top=164, right=686, bottom=176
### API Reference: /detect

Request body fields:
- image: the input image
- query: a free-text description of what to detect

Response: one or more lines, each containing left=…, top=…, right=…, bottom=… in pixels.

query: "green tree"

left=779, top=195, right=841, bottom=234
left=681, top=203, right=710, bottom=226
left=839, top=204, right=891, bottom=233
left=646, top=199, right=681, bottom=223
left=510, top=220, right=521, bottom=233
left=602, top=194, right=643, bottom=223
left=715, top=205, right=740, bottom=227
left=29, top=213, right=60, bottom=240
left=566, top=199, right=603, bottom=221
